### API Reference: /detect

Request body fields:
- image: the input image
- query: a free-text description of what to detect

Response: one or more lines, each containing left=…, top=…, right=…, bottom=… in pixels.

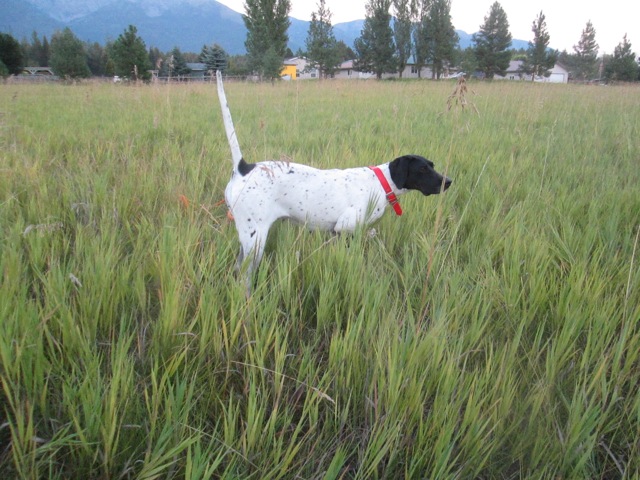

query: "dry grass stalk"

left=446, top=76, right=479, bottom=115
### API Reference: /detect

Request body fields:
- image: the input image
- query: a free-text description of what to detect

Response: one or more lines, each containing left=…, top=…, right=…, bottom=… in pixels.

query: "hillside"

left=1, top=0, right=529, bottom=54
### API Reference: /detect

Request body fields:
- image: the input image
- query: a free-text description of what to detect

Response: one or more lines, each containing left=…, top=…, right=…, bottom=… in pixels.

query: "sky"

left=215, top=0, right=639, bottom=55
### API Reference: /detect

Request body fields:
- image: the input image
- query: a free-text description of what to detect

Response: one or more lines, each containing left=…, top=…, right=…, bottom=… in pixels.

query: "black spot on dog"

left=239, top=158, right=256, bottom=176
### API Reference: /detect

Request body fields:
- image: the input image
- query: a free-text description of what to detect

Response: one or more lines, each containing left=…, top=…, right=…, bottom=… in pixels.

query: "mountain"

left=69, top=0, right=247, bottom=53
left=1, top=0, right=530, bottom=55
left=0, top=0, right=65, bottom=39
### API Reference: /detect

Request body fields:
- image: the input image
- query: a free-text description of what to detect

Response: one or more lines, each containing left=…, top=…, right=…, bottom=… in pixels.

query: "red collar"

left=368, top=166, right=402, bottom=216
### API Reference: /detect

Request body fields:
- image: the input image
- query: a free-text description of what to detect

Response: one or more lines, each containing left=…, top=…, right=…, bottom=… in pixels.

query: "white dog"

left=216, top=72, right=452, bottom=282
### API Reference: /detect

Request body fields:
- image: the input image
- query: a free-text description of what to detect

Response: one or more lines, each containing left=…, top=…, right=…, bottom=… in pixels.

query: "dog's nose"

left=443, top=177, right=452, bottom=190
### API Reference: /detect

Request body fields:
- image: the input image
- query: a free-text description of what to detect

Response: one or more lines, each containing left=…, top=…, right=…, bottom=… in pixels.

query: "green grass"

left=1, top=78, right=639, bottom=479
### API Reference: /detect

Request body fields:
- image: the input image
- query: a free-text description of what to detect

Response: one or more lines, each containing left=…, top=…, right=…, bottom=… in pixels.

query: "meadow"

left=0, top=78, right=639, bottom=479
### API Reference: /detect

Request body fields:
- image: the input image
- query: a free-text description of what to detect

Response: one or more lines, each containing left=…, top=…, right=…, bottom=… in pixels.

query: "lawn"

left=1, top=78, right=639, bottom=479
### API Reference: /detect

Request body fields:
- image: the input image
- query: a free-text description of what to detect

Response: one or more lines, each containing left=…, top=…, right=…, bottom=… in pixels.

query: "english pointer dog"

left=216, top=71, right=452, bottom=284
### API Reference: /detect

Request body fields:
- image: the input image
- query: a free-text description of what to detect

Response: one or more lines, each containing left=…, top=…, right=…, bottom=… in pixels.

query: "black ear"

left=388, top=155, right=412, bottom=188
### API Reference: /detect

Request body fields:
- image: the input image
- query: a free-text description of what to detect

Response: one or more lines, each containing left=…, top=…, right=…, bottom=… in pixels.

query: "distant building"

left=495, top=60, right=569, bottom=83
left=186, top=63, right=208, bottom=79
left=21, top=67, right=56, bottom=76
left=334, top=60, right=373, bottom=79
left=334, top=58, right=439, bottom=80
left=281, top=57, right=458, bottom=81
left=281, top=57, right=319, bottom=80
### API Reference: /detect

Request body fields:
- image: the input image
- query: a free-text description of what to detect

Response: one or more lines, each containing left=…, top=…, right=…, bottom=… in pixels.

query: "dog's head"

left=388, top=154, right=452, bottom=196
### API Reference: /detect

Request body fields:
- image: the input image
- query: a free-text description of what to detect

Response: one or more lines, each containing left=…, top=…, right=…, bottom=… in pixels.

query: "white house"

left=495, top=60, right=569, bottom=83
left=334, top=60, right=374, bottom=79
left=333, top=58, right=438, bottom=80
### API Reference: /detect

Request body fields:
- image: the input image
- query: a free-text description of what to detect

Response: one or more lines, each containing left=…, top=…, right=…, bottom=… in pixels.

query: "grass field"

left=1, top=78, right=639, bottom=479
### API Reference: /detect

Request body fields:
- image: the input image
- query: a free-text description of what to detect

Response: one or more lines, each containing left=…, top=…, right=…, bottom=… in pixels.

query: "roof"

left=506, top=60, right=524, bottom=72
left=186, top=63, right=207, bottom=71
left=22, top=66, right=55, bottom=75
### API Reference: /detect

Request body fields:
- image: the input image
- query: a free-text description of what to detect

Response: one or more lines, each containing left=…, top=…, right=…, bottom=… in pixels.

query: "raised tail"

left=216, top=70, right=243, bottom=173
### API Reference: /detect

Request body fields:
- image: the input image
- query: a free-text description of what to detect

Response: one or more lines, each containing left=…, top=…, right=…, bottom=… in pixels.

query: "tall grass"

left=1, top=79, right=639, bottom=479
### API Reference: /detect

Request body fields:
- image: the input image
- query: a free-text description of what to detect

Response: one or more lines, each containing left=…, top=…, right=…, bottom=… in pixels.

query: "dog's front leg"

left=235, top=225, right=269, bottom=294
left=333, top=208, right=361, bottom=234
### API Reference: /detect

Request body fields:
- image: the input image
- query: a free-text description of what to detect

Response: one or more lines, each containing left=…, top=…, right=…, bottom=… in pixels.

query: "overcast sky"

left=215, top=0, right=639, bottom=55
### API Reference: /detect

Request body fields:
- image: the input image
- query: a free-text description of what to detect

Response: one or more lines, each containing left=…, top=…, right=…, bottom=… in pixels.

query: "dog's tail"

left=216, top=70, right=243, bottom=173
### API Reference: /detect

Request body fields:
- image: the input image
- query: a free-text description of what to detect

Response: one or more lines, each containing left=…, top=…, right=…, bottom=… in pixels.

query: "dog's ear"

left=389, top=155, right=413, bottom=188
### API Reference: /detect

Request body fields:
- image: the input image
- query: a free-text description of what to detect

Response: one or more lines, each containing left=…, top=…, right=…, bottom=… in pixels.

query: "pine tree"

left=472, top=2, right=512, bottom=79
left=108, top=25, right=151, bottom=81
left=412, top=0, right=431, bottom=77
left=200, top=44, right=228, bottom=73
left=306, top=0, right=341, bottom=78
left=354, top=0, right=396, bottom=79
left=243, top=0, right=291, bottom=80
left=27, top=32, right=50, bottom=67
left=604, top=34, right=638, bottom=82
left=168, top=47, right=191, bottom=78
left=86, top=42, right=109, bottom=76
left=0, top=33, right=23, bottom=76
left=50, top=28, right=91, bottom=79
left=424, top=0, right=458, bottom=79
left=572, top=21, right=599, bottom=81
left=392, top=0, right=413, bottom=78
left=148, top=47, right=163, bottom=72
left=521, top=11, right=558, bottom=81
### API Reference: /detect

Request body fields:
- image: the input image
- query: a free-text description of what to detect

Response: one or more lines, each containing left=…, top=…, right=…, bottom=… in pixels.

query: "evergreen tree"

left=86, top=41, right=109, bottom=76
left=50, top=28, right=90, bottom=79
left=572, top=20, right=599, bottom=81
left=424, top=0, right=458, bottom=79
left=458, top=46, right=478, bottom=76
left=148, top=47, right=163, bottom=72
left=472, top=2, right=512, bottom=79
left=29, top=32, right=43, bottom=65
left=200, top=44, right=228, bottom=73
left=521, top=11, right=558, bottom=81
left=604, top=34, right=638, bottom=82
left=392, top=0, right=413, bottom=78
left=108, top=25, right=151, bottom=81
left=354, top=0, right=397, bottom=79
left=412, top=0, right=431, bottom=77
left=306, top=0, right=341, bottom=78
left=26, top=32, right=50, bottom=66
left=243, top=0, right=291, bottom=80
left=335, top=41, right=356, bottom=62
left=0, top=33, right=23, bottom=76
left=227, top=54, right=251, bottom=76
left=168, top=47, right=191, bottom=77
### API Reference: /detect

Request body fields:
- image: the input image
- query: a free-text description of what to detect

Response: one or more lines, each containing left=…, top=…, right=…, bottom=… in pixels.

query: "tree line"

left=0, top=26, right=244, bottom=81
left=1, top=0, right=639, bottom=82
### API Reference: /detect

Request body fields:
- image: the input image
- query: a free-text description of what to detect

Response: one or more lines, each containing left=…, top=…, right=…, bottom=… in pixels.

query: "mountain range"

left=1, top=0, right=529, bottom=55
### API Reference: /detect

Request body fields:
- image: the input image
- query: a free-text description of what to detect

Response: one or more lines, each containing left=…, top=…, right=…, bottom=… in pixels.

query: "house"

left=281, top=57, right=320, bottom=80
left=22, top=67, right=55, bottom=76
left=334, top=60, right=373, bottom=79
left=185, top=63, right=208, bottom=80
left=282, top=56, right=450, bottom=80
left=396, top=56, right=434, bottom=79
left=495, top=60, right=569, bottom=83
left=334, top=58, right=439, bottom=80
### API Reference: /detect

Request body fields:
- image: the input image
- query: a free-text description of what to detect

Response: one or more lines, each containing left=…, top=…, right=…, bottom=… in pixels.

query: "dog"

left=216, top=72, right=452, bottom=283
